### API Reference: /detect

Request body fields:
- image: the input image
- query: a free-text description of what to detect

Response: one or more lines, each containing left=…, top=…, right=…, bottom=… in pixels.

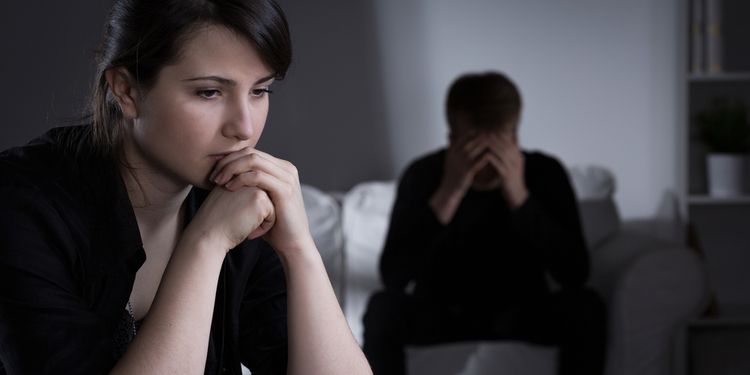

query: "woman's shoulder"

left=0, top=126, right=123, bottom=254
left=0, top=126, right=95, bottom=191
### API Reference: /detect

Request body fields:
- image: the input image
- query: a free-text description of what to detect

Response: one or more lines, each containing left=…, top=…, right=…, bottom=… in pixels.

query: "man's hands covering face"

left=484, top=133, right=528, bottom=208
left=430, top=131, right=529, bottom=224
left=441, top=131, right=494, bottom=195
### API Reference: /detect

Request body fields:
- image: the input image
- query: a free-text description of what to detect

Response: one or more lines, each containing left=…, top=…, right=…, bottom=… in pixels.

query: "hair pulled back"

left=91, top=0, right=291, bottom=158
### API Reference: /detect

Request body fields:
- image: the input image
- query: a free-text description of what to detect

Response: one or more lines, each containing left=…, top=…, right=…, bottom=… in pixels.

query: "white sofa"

left=300, top=165, right=710, bottom=375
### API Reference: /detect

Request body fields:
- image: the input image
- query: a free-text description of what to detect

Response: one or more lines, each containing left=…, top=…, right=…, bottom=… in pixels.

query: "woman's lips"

left=209, top=151, right=237, bottom=161
left=210, top=148, right=245, bottom=160
left=209, top=154, right=228, bottom=161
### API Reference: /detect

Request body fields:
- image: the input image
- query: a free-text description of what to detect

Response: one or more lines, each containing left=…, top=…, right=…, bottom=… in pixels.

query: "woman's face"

left=127, top=24, right=274, bottom=190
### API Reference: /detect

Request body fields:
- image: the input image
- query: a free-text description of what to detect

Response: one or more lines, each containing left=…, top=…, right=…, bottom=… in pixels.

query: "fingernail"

left=215, top=173, right=226, bottom=184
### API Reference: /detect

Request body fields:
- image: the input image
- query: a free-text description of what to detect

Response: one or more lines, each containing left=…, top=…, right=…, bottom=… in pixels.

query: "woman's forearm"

left=110, top=231, right=226, bottom=374
left=109, top=228, right=371, bottom=375
left=280, top=242, right=373, bottom=375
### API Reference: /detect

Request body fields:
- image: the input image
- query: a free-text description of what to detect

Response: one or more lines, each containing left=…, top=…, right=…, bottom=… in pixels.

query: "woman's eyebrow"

left=182, top=75, right=236, bottom=86
left=181, top=74, right=275, bottom=86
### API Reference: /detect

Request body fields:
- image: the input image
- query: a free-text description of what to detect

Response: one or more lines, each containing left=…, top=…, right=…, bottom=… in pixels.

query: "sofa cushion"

left=578, top=199, right=621, bottom=250
left=569, top=165, right=616, bottom=200
left=407, top=341, right=557, bottom=375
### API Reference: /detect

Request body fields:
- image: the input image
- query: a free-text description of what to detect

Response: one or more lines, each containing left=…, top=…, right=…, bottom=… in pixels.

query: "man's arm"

left=509, top=156, right=589, bottom=288
left=379, top=162, right=447, bottom=292
left=484, top=135, right=588, bottom=288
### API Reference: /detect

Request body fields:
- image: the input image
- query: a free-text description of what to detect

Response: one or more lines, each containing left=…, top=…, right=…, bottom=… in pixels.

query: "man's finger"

left=486, top=151, right=508, bottom=177
left=464, top=136, right=489, bottom=160
left=468, top=152, right=490, bottom=175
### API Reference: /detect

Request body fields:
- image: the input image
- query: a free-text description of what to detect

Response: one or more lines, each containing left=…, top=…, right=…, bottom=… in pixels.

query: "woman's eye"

left=197, top=89, right=221, bottom=99
left=251, top=87, right=273, bottom=97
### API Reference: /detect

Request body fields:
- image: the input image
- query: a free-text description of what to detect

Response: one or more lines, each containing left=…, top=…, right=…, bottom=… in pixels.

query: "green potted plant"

left=696, top=98, right=750, bottom=196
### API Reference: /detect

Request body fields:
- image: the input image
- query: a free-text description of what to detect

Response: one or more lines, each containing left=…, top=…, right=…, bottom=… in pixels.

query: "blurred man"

left=362, top=71, right=606, bottom=375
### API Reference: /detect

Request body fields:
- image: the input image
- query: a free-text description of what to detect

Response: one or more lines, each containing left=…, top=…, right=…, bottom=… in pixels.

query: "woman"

left=0, top=1, right=371, bottom=374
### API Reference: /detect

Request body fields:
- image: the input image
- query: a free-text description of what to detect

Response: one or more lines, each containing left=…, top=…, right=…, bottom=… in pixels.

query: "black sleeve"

left=379, top=162, right=447, bottom=292
left=239, top=241, right=288, bottom=374
left=0, top=187, right=117, bottom=374
left=509, top=156, right=590, bottom=288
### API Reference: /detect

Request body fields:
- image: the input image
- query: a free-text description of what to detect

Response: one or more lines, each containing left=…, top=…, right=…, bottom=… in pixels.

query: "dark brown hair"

left=445, top=71, right=522, bottom=132
left=90, top=0, right=292, bottom=158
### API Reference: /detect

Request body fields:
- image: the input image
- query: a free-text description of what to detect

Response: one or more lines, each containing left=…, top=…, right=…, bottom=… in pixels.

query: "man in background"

left=362, top=71, right=606, bottom=375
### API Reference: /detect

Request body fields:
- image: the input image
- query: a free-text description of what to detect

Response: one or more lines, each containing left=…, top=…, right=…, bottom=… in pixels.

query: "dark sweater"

left=0, top=126, right=287, bottom=375
left=379, top=149, right=589, bottom=313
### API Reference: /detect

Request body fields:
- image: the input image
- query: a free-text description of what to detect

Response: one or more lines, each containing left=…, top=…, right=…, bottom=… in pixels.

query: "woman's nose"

left=222, top=99, right=255, bottom=141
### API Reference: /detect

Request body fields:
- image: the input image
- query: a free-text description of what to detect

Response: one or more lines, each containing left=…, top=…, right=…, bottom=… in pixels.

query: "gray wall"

left=0, top=1, right=684, bottom=218
left=0, top=2, right=112, bottom=149
left=263, top=0, right=394, bottom=191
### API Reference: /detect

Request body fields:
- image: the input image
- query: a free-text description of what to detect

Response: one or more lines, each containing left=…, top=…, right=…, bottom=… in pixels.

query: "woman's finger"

left=213, top=152, right=292, bottom=187
left=224, top=169, right=288, bottom=201
left=246, top=148, right=295, bottom=171
left=209, top=147, right=253, bottom=181
left=210, top=147, right=291, bottom=183
left=247, top=206, right=276, bottom=240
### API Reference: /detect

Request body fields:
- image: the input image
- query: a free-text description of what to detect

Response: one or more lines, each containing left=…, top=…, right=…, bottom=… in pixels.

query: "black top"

left=380, top=149, right=589, bottom=313
left=0, top=126, right=287, bottom=375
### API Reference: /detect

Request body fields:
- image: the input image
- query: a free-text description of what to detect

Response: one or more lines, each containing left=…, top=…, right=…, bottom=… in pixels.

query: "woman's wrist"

left=180, top=224, right=232, bottom=258
left=273, top=234, right=317, bottom=258
left=273, top=235, right=321, bottom=272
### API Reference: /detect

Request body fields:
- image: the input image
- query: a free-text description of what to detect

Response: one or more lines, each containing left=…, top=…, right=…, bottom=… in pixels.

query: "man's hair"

left=445, top=71, right=522, bottom=132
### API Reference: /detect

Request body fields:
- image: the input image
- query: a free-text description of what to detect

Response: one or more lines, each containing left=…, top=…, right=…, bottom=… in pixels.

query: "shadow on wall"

left=262, top=0, right=394, bottom=191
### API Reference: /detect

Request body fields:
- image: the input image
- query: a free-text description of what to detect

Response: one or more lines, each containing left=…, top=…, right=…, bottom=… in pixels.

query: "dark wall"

left=0, top=2, right=112, bottom=150
left=262, top=0, right=394, bottom=190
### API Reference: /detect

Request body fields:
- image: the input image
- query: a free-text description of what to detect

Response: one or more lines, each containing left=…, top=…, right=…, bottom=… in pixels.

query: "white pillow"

left=568, top=165, right=616, bottom=200
left=301, top=184, right=343, bottom=269
left=340, top=181, right=397, bottom=343
left=341, top=181, right=396, bottom=252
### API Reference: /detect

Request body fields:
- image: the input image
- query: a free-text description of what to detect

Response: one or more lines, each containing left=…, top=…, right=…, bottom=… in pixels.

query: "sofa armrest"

left=589, top=231, right=710, bottom=375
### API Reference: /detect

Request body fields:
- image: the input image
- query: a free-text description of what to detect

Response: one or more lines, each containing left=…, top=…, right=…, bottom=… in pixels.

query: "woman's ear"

left=104, top=67, right=140, bottom=120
